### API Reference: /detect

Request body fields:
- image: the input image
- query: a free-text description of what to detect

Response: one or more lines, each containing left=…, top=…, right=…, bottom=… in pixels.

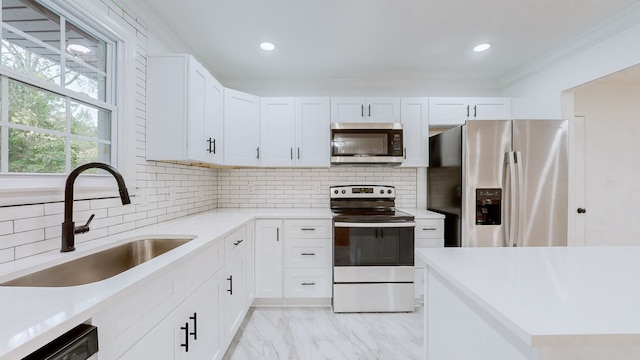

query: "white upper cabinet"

left=260, top=98, right=296, bottom=167
left=147, top=54, right=224, bottom=164
left=295, top=97, right=330, bottom=167
left=428, top=97, right=512, bottom=126
left=331, top=97, right=400, bottom=123
left=260, top=97, right=330, bottom=167
left=224, top=88, right=261, bottom=166
left=400, top=97, right=429, bottom=167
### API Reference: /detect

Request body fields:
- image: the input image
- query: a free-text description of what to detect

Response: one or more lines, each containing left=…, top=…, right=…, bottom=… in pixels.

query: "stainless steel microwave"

left=330, top=123, right=404, bottom=165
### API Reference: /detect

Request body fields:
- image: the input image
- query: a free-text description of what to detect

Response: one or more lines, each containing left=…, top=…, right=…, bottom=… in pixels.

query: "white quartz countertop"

left=416, top=246, right=640, bottom=347
left=0, top=207, right=442, bottom=358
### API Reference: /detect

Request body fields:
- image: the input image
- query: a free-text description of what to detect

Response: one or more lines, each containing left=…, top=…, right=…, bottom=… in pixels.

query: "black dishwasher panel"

left=22, top=323, right=98, bottom=360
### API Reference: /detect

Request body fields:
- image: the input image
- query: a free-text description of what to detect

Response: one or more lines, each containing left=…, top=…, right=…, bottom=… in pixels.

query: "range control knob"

left=380, top=190, right=385, bottom=194
left=341, top=190, right=346, bottom=194
left=334, top=190, right=339, bottom=194
left=387, top=189, right=393, bottom=194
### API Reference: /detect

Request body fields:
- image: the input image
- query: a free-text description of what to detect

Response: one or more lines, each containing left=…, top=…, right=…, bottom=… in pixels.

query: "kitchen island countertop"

left=417, top=246, right=640, bottom=359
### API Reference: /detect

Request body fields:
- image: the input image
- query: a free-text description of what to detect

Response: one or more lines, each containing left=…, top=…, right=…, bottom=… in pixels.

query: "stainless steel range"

left=331, top=185, right=415, bottom=313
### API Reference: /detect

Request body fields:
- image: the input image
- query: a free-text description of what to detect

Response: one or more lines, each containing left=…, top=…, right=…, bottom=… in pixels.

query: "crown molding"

left=499, top=3, right=640, bottom=89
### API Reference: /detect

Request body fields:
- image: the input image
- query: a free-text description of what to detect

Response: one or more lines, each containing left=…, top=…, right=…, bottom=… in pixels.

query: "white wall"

left=574, top=79, right=640, bottom=245
left=503, top=5, right=640, bottom=118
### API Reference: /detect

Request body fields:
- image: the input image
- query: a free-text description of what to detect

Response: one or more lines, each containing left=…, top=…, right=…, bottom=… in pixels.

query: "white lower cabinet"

left=223, top=227, right=247, bottom=349
left=254, top=219, right=283, bottom=298
left=414, top=218, right=445, bottom=301
left=255, top=219, right=332, bottom=303
left=93, top=228, right=253, bottom=360
left=120, top=271, right=223, bottom=360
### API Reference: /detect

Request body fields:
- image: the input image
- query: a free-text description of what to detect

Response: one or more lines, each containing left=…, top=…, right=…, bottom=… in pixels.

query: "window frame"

left=0, top=0, right=137, bottom=206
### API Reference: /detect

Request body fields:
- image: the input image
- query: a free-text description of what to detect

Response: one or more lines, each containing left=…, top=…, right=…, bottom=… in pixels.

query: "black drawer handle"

left=190, top=313, right=197, bottom=340
left=180, top=322, right=189, bottom=352
left=422, top=228, right=437, bottom=231
left=227, top=275, right=233, bottom=295
left=301, top=228, right=316, bottom=231
left=301, top=252, right=316, bottom=256
left=301, top=282, right=316, bottom=286
left=233, top=239, right=244, bottom=246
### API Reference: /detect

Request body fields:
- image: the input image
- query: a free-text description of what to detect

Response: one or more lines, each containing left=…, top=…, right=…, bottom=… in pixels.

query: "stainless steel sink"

left=1, top=238, right=192, bottom=287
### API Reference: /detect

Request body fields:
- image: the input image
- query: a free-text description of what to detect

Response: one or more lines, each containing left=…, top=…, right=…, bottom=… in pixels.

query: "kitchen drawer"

left=415, top=219, right=444, bottom=239
left=284, top=238, right=331, bottom=268
left=284, top=268, right=332, bottom=298
left=184, top=238, right=224, bottom=296
left=225, top=226, right=246, bottom=258
left=416, top=238, right=444, bottom=248
left=284, top=219, right=332, bottom=239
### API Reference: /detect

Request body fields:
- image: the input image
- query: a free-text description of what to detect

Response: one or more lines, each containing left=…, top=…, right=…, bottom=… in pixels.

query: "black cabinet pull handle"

left=368, top=104, right=371, bottom=117
left=213, top=138, right=216, bottom=154
left=190, top=313, right=197, bottom=340
left=577, top=208, right=587, bottom=214
left=301, top=252, right=315, bottom=256
left=276, top=227, right=279, bottom=242
left=422, top=227, right=437, bottom=231
left=206, top=138, right=212, bottom=153
left=474, top=105, right=477, bottom=117
left=361, top=104, right=364, bottom=117
left=297, top=147, right=300, bottom=159
left=180, top=322, right=189, bottom=352
left=233, top=239, right=243, bottom=246
left=301, top=228, right=315, bottom=231
left=290, top=147, right=293, bottom=160
left=227, top=275, right=233, bottom=295
left=404, top=147, right=407, bottom=159
left=466, top=105, right=470, bottom=118
left=301, top=282, right=316, bottom=286
left=256, top=147, right=260, bottom=159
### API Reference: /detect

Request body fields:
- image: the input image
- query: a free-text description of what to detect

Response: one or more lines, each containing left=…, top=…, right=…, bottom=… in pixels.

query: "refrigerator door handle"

left=504, top=151, right=517, bottom=247
left=514, top=151, right=524, bottom=247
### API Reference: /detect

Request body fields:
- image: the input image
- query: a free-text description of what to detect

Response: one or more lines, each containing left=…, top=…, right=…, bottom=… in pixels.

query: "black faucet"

left=61, top=162, right=131, bottom=252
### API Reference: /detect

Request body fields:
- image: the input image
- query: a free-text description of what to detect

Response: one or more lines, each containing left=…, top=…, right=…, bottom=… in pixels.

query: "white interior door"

left=568, top=116, right=586, bottom=246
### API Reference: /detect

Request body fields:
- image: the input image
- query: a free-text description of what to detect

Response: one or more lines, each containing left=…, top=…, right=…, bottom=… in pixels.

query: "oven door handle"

left=334, top=222, right=416, bottom=228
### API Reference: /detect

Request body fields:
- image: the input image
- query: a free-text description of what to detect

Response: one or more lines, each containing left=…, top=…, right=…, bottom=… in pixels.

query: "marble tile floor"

left=223, top=306, right=424, bottom=360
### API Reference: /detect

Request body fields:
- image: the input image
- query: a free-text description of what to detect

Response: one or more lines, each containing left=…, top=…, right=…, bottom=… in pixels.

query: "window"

left=0, top=0, right=115, bottom=175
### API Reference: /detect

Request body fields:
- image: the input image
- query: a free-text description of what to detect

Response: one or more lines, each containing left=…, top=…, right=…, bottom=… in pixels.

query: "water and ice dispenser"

left=475, top=188, right=502, bottom=225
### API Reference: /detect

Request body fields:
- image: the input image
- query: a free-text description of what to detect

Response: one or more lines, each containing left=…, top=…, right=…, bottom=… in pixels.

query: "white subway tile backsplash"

left=0, top=248, right=14, bottom=264
left=0, top=221, right=13, bottom=236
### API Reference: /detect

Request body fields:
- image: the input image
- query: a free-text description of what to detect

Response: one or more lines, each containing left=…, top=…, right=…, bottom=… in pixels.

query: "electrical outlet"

left=169, top=186, right=176, bottom=201
left=248, top=184, right=255, bottom=194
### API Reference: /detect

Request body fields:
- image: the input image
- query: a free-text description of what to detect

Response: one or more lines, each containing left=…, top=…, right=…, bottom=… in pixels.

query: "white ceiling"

left=138, top=0, right=640, bottom=94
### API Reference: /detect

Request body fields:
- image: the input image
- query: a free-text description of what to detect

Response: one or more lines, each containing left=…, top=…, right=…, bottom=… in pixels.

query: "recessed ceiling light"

left=260, top=42, right=275, bottom=51
left=473, top=43, right=491, bottom=52
left=66, top=43, right=91, bottom=55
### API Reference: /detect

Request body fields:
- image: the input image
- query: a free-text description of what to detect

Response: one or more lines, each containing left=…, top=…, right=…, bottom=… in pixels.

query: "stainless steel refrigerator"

left=428, top=120, right=568, bottom=247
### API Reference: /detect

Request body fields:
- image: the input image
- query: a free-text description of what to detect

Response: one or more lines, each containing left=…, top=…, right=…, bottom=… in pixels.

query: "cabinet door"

left=223, top=250, right=245, bottom=345
left=186, top=57, right=209, bottom=163
left=223, top=227, right=247, bottom=345
left=224, top=88, right=260, bottom=166
left=401, top=97, right=429, bottom=167
left=205, top=74, right=224, bottom=164
left=260, top=98, right=296, bottom=166
left=470, top=97, right=512, bottom=120
left=254, top=220, right=283, bottom=298
left=183, top=272, right=223, bottom=360
left=428, top=97, right=469, bottom=126
left=295, top=97, right=330, bottom=167
left=147, top=55, right=189, bottom=162
left=367, top=97, right=401, bottom=123
left=330, top=97, right=366, bottom=122
left=245, top=220, right=256, bottom=307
